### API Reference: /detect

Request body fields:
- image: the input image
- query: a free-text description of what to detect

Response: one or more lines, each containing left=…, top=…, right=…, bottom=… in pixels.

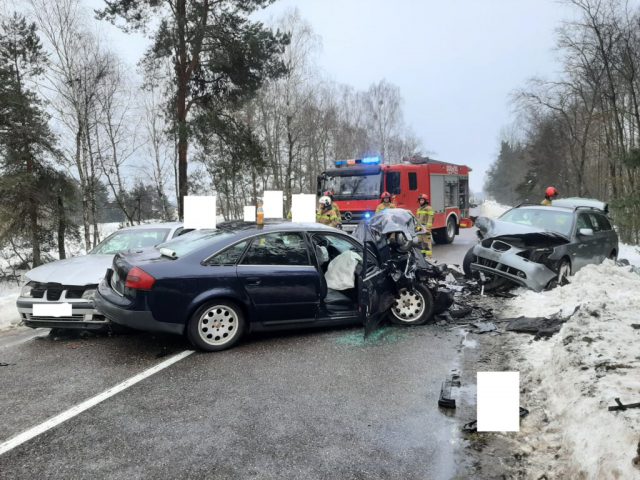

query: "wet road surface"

left=0, top=230, right=477, bottom=479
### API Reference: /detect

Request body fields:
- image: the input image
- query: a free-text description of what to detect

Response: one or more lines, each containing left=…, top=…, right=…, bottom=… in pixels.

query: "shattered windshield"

left=499, top=208, right=574, bottom=236
left=322, top=173, right=381, bottom=198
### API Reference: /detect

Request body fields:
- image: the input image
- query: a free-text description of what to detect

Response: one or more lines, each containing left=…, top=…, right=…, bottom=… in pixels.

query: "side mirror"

left=578, top=228, right=594, bottom=236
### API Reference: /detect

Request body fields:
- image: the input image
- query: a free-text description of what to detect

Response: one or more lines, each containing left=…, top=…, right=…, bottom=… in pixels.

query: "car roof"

left=512, top=205, right=604, bottom=214
left=119, top=222, right=183, bottom=231
left=215, top=220, right=338, bottom=234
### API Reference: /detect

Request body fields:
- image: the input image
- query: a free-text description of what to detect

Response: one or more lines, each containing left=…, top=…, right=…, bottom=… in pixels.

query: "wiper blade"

left=159, top=247, right=178, bottom=259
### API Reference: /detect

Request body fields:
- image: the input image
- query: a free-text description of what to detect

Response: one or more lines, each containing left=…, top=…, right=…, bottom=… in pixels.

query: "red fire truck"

left=317, top=156, right=473, bottom=243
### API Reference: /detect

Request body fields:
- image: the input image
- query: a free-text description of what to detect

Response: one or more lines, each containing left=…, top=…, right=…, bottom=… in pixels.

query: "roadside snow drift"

left=503, top=261, right=640, bottom=479
left=0, top=286, right=21, bottom=331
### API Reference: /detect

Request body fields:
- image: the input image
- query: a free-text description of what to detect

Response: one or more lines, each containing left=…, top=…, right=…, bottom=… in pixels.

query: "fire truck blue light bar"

left=334, top=156, right=380, bottom=167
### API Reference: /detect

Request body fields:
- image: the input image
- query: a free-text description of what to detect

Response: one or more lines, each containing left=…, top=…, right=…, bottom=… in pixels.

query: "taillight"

left=125, top=267, right=156, bottom=290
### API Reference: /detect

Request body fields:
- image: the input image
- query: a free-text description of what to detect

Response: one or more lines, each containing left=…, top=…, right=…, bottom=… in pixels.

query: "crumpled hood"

left=25, top=254, right=114, bottom=286
left=476, top=217, right=570, bottom=247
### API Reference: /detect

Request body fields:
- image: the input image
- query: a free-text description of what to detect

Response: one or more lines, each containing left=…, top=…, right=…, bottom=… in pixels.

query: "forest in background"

left=484, top=0, right=640, bottom=243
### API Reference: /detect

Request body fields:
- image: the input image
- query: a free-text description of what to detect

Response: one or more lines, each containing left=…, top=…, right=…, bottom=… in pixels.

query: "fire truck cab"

left=317, top=156, right=473, bottom=243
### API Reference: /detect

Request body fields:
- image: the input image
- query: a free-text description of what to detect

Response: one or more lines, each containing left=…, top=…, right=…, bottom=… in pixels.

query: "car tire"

left=388, top=284, right=435, bottom=326
left=434, top=216, right=457, bottom=245
left=186, top=300, right=246, bottom=352
left=608, top=250, right=617, bottom=260
left=463, top=246, right=477, bottom=278
left=547, top=258, right=571, bottom=289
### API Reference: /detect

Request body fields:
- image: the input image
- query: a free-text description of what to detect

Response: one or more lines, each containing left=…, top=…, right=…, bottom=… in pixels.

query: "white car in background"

left=16, top=222, right=190, bottom=331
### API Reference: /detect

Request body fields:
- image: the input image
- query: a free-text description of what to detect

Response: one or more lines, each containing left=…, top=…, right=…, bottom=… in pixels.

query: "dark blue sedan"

left=94, top=222, right=431, bottom=351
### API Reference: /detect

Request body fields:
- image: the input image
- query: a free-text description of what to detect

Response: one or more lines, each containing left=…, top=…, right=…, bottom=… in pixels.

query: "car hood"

left=25, top=255, right=114, bottom=286
left=475, top=217, right=570, bottom=247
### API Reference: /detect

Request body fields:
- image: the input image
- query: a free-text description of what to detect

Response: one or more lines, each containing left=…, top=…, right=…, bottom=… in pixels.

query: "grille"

left=46, top=289, right=63, bottom=301
left=31, top=288, right=45, bottom=298
left=65, top=289, right=84, bottom=299
left=477, top=257, right=498, bottom=269
left=341, top=211, right=370, bottom=223
left=28, top=314, right=84, bottom=322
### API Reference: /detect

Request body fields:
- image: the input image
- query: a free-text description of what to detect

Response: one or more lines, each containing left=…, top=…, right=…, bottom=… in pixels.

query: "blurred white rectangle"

left=243, top=206, right=256, bottom=222
left=291, top=194, right=316, bottom=223
left=477, top=372, right=520, bottom=432
left=263, top=190, right=283, bottom=219
left=33, top=303, right=72, bottom=318
left=184, top=196, right=216, bottom=229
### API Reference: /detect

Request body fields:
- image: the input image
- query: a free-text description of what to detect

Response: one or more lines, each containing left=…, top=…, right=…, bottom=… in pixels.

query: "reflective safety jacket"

left=316, top=207, right=340, bottom=228
left=541, top=198, right=552, bottom=206
left=416, top=205, right=434, bottom=230
left=375, top=202, right=396, bottom=214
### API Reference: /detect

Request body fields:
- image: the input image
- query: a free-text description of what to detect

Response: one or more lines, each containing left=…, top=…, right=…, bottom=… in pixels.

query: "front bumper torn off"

left=470, top=243, right=557, bottom=292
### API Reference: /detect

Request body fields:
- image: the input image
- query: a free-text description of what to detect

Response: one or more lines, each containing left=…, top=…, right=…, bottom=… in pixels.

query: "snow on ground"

left=0, top=283, right=21, bottom=331
left=619, top=242, right=640, bottom=267
left=502, top=261, right=640, bottom=479
left=470, top=200, right=511, bottom=220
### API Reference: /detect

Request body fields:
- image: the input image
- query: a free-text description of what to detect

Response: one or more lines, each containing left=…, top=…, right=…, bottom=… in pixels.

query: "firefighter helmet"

left=418, top=194, right=429, bottom=203
left=322, top=190, right=334, bottom=197
left=319, top=196, right=332, bottom=207
left=545, top=186, right=559, bottom=198
left=380, top=191, right=392, bottom=200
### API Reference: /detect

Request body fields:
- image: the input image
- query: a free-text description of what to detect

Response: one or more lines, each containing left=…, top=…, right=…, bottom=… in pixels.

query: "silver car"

left=464, top=199, right=618, bottom=291
left=17, top=222, right=189, bottom=330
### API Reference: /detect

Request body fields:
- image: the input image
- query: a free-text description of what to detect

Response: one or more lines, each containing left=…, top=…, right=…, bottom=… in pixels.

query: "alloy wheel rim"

left=198, top=305, right=238, bottom=346
left=391, top=288, right=426, bottom=323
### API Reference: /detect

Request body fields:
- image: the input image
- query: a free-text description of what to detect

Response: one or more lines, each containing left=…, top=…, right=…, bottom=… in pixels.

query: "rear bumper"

left=16, top=298, right=108, bottom=330
left=94, top=284, right=184, bottom=336
left=471, top=244, right=557, bottom=292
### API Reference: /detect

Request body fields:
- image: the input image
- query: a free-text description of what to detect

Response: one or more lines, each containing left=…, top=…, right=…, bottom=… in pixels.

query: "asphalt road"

left=0, top=229, right=477, bottom=480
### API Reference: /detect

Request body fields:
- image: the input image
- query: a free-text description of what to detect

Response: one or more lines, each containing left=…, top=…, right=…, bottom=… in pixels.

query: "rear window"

left=499, top=208, right=574, bottom=237
left=157, top=229, right=235, bottom=258
left=91, top=229, right=170, bottom=255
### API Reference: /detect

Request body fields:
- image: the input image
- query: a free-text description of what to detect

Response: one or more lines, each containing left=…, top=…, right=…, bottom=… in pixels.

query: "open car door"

left=356, top=225, right=396, bottom=338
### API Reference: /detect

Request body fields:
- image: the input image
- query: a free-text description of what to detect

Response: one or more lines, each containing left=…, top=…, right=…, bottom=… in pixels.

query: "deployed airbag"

left=325, top=250, right=362, bottom=290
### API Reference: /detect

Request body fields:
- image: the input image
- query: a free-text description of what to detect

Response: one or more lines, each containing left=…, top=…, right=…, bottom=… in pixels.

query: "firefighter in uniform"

left=375, top=191, right=396, bottom=214
left=316, top=196, right=340, bottom=228
left=323, top=190, right=341, bottom=220
left=542, top=186, right=559, bottom=206
left=415, top=194, right=434, bottom=258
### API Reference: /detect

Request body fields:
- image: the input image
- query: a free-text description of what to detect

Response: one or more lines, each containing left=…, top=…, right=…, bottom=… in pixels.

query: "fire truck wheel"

left=433, top=216, right=457, bottom=245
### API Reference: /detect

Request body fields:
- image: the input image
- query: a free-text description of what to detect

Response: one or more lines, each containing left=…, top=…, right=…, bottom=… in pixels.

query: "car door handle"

left=245, top=277, right=261, bottom=286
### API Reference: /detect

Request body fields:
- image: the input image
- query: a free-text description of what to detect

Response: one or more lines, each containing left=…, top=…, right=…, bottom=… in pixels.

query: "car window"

left=241, top=232, right=310, bottom=266
left=157, top=229, right=235, bottom=258
left=587, top=214, right=601, bottom=232
left=499, top=208, right=574, bottom=236
left=312, top=233, right=378, bottom=269
left=91, top=229, right=171, bottom=254
left=596, top=214, right=612, bottom=231
left=576, top=214, right=593, bottom=231
left=205, top=241, right=248, bottom=266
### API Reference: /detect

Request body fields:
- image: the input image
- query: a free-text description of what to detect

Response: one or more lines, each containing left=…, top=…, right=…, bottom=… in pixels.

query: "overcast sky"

left=87, top=0, right=577, bottom=193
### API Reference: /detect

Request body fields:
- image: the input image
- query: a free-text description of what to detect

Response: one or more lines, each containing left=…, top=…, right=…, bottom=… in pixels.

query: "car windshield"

left=322, top=173, right=381, bottom=198
left=156, top=229, right=235, bottom=258
left=499, top=208, right=574, bottom=236
left=91, top=229, right=171, bottom=254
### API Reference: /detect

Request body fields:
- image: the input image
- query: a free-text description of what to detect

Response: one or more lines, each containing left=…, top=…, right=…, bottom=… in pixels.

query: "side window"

left=408, top=172, right=418, bottom=191
left=241, top=233, right=309, bottom=266
left=576, top=214, right=593, bottom=231
left=386, top=171, right=401, bottom=195
left=312, top=233, right=378, bottom=269
left=596, top=214, right=612, bottom=231
left=587, top=214, right=601, bottom=232
left=205, top=241, right=248, bottom=266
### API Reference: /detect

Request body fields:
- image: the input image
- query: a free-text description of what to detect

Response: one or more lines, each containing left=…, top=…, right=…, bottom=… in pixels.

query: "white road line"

left=0, top=349, right=194, bottom=456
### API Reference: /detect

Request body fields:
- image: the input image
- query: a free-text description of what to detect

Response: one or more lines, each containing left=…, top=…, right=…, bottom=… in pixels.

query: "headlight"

left=20, top=283, right=33, bottom=297
left=82, top=289, right=96, bottom=301
left=534, top=247, right=554, bottom=254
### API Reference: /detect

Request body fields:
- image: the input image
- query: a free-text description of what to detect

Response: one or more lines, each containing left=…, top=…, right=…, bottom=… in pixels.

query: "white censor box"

left=183, top=196, right=217, bottom=229
left=263, top=190, right=283, bottom=219
left=477, top=371, right=520, bottom=432
left=291, top=194, right=317, bottom=223
left=243, top=206, right=256, bottom=222
left=33, top=303, right=72, bottom=317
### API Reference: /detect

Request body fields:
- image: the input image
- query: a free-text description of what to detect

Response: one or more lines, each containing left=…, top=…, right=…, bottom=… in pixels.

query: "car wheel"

left=463, top=246, right=477, bottom=278
left=388, top=284, right=435, bottom=326
left=547, top=258, right=571, bottom=289
left=608, top=250, right=617, bottom=260
left=187, top=300, right=246, bottom=352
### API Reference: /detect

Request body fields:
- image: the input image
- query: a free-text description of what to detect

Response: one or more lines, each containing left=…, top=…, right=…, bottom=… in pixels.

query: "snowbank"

left=503, top=261, right=640, bottom=479
left=0, top=284, right=21, bottom=331
left=619, top=242, right=640, bottom=267
left=470, top=200, right=511, bottom=220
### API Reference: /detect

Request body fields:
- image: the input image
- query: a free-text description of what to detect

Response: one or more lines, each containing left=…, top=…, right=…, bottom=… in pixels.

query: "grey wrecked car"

left=463, top=198, right=618, bottom=291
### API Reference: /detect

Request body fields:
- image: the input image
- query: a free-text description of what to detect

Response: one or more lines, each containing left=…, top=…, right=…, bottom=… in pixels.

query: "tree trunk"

left=176, top=0, right=189, bottom=220
left=57, top=194, right=66, bottom=260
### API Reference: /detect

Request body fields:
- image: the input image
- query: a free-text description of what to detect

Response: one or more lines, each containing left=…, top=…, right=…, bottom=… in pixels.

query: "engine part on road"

left=438, top=372, right=461, bottom=409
